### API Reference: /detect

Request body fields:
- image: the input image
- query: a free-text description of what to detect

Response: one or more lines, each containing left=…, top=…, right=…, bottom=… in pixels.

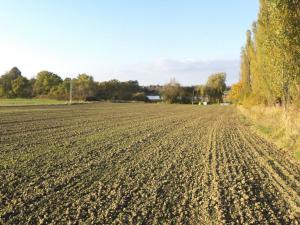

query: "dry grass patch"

left=238, top=105, right=300, bottom=160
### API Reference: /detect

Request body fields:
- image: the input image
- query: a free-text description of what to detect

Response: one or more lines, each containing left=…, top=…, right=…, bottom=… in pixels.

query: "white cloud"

left=0, top=50, right=240, bottom=86
left=113, top=59, right=240, bottom=86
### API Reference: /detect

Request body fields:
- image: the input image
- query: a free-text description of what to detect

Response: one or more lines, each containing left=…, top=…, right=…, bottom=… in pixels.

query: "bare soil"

left=0, top=103, right=299, bottom=224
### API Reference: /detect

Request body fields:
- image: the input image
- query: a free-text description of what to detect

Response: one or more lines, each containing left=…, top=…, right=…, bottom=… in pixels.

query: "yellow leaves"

left=227, top=82, right=243, bottom=103
left=238, top=0, right=300, bottom=106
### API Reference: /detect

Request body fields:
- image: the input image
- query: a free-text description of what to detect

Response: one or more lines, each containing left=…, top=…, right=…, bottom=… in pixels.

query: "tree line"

left=0, top=67, right=148, bottom=101
left=160, top=73, right=227, bottom=104
left=228, top=0, right=300, bottom=108
left=0, top=67, right=228, bottom=103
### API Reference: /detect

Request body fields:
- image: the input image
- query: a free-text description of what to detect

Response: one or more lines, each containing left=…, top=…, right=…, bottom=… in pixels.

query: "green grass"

left=294, top=150, right=300, bottom=160
left=256, top=125, right=273, bottom=135
left=0, top=98, right=69, bottom=106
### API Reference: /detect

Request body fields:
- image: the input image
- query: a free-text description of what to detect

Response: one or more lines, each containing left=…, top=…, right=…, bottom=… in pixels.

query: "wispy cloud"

left=113, top=59, right=240, bottom=86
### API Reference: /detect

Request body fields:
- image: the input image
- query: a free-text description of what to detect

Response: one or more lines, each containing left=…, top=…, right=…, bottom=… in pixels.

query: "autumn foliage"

left=228, top=0, right=300, bottom=108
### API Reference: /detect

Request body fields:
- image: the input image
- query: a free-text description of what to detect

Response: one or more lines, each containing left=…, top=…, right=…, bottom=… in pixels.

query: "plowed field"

left=0, top=103, right=299, bottom=224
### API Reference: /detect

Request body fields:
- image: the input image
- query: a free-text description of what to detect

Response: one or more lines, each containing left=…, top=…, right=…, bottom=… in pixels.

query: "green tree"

left=181, top=86, right=195, bottom=104
left=197, top=85, right=208, bottom=102
left=49, top=78, right=71, bottom=100
left=160, top=78, right=183, bottom=103
left=206, top=73, right=227, bottom=103
left=73, top=74, right=96, bottom=100
left=0, top=67, right=23, bottom=98
left=96, top=79, right=143, bottom=101
left=132, top=92, right=147, bottom=101
left=246, top=0, right=300, bottom=107
left=240, top=30, right=253, bottom=99
left=12, top=76, right=31, bottom=97
left=97, top=79, right=121, bottom=100
left=33, top=71, right=62, bottom=96
left=7, top=67, right=22, bottom=79
left=121, top=80, right=141, bottom=100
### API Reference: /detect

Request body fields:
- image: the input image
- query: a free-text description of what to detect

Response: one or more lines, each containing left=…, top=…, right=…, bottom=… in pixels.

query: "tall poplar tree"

left=231, top=0, right=300, bottom=107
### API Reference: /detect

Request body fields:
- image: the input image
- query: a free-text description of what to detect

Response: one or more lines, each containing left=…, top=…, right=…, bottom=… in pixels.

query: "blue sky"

left=0, top=0, right=259, bottom=85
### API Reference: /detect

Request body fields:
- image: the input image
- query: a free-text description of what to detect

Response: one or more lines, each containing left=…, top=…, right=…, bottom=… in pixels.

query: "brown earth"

left=0, top=103, right=299, bottom=224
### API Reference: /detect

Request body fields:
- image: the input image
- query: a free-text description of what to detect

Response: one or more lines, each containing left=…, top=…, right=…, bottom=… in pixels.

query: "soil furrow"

left=1, top=104, right=299, bottom=224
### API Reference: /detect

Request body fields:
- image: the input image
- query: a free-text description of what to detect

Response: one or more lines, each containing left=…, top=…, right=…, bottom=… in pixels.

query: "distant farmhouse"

left=146, top=95, right=161, bottom=102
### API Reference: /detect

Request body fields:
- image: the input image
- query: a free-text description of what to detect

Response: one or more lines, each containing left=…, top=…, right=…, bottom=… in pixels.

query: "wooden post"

left=192, top=89, right=195, bottom=105
left=70, top=79, right=72, bottom=104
